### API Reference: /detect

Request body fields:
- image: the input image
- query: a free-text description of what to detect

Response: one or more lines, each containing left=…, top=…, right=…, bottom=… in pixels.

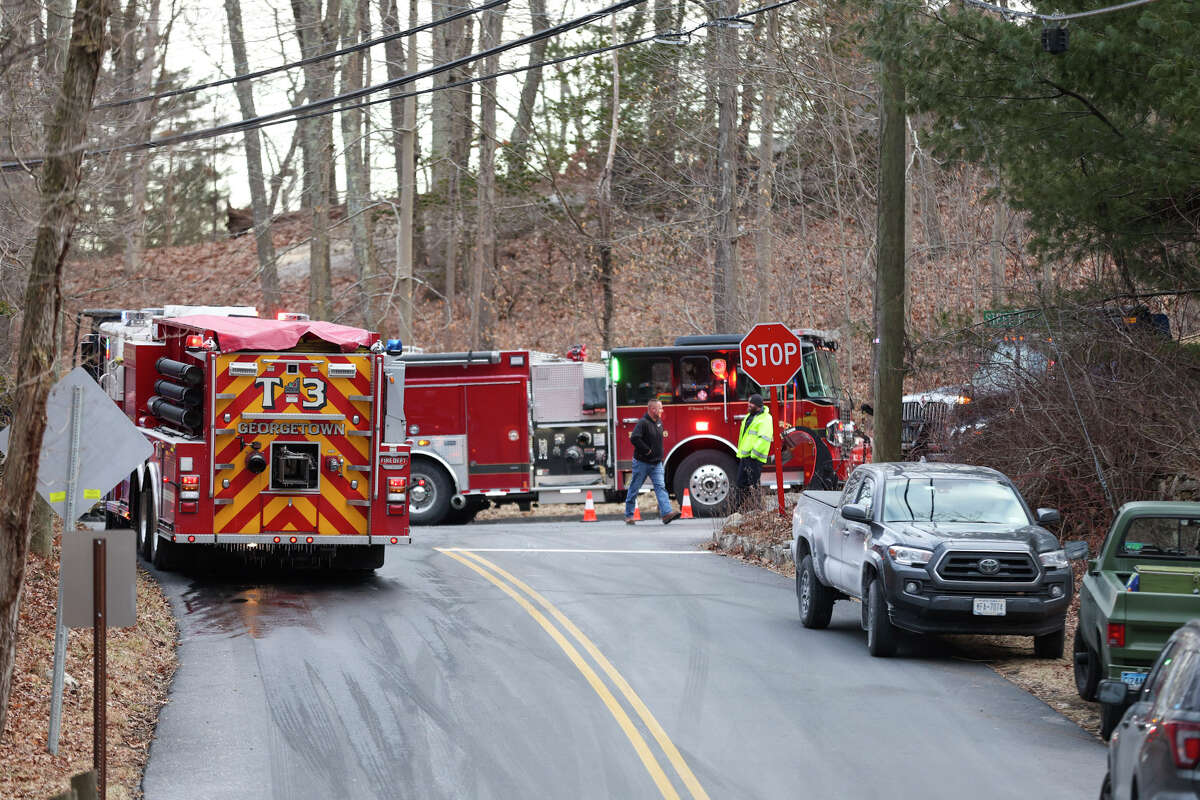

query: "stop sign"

left=740, top=323, right=804, bottom=386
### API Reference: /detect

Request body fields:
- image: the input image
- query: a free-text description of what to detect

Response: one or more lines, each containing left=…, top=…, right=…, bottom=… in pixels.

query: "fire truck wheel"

left=137, top=486, right=153, bottom=560
left=674, top=451, right=736, bottom=517
left=408, top=460, right=452, bottom=525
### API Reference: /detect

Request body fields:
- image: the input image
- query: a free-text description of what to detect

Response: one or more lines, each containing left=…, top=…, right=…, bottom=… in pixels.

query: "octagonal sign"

left=740, top=323, right=804, bottom=387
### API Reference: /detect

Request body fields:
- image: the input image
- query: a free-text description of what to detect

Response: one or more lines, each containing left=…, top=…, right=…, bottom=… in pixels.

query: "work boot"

left=625, top=517, right=636, bottom=525
left=661, top=511, right=681, bottom=525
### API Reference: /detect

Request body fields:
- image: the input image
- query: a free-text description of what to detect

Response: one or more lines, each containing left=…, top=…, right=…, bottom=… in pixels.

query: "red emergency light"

left=186, top=334, right=204, bottom=348
left=695, top=421, right=710, bottom=432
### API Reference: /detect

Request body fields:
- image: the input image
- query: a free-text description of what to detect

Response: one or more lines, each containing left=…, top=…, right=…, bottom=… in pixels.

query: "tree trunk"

left=225, top=0, right=280, bottom=314
left=505, top=0, right=547, bottom=174
left=0, top=0, right=111, bottom=734
left=292, top=0, right=340, bottom=320
left=122, top=0, right=159, bottom=277
left=596, top=17, right=620, bottom=351
left=712, top=0, right=739, bottom=333
left=470, top=5, right=504, bottom=348
left=340, top=0, right=374, bottom=326
left=872, top=51, right=907, bottom=463
left=990, top=198, right=1008, bottom=306
left=753, top=10, right=778, bottom=326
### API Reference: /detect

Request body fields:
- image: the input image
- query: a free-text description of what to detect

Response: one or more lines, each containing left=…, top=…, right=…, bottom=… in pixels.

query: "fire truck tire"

left=145, top=493, right=176, bottom=571
left=674, top=451, right=737, bottom=517
left=136, top=485, right=153, bottom=560
left=408, top=459, right=452, bottom=525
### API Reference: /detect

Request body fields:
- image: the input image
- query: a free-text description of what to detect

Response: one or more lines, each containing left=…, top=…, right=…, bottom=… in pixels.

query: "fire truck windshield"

left=801, top=348, right=841, bottom=400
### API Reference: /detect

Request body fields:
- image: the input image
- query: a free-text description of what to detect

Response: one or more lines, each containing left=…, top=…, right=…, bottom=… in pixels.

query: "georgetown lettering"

left=236, top=421, right=347, bottom=435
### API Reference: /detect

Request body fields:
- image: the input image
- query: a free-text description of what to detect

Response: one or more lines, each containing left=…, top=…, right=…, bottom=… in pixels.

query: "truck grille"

left=936, top=551, right=1038, bottom=582
left=902, top=400, right=950, bottom=424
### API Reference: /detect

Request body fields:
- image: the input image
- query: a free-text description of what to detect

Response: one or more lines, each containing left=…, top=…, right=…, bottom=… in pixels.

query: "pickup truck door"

left=841, top=477, right=876, bottom=592
left=827, top=472, right=865, bottom=593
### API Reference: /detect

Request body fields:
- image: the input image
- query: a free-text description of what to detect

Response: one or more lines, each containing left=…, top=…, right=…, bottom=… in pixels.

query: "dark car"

left=1099, top=620, right=1200, bottom=799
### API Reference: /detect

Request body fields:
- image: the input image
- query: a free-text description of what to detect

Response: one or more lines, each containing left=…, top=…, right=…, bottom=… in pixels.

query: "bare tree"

left=0, top=0, right=112, bottom=733
left=340, top=0, right=375, bottom=325
left=470, top=3, right=504, bottom=347
left=292, top=0, right=341, bottom=320
left=711, top=1, right=740, bottom=333
left=596, top=15, right=620, bottom=351
left=505, top=0, right=547, bottom=173
left=225, top=0, right=281, bottom=314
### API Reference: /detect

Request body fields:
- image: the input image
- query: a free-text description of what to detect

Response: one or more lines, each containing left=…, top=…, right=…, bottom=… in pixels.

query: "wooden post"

left=771, top=386, right=785, bottom=516
left=92, top=538, right=106, bottom=798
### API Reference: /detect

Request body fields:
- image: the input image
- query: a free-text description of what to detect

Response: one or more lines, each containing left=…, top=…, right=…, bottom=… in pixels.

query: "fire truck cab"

left=83, top=308, right=411, bottom=570
left=608, top=332, right=867, bottom=516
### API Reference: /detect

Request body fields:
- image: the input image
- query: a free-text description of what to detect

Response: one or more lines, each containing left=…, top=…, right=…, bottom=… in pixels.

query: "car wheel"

left=1034, top=627, right=1065, bottom=659
left=866, top=576, right=898, bottom=657
left=797, top=555, right=835, bottom=629
left=408, top=460, right=452, bottom=525
left=1074, top=628, right=1101, bottom=701
left=1100, top=702, right=1124, bottom=740
left=1098, top=772, right=1112, bottom=800
left=674, top=451, right=737, bottom=517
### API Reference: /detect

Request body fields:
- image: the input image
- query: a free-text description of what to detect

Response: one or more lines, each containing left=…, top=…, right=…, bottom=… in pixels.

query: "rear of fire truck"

left=96, top=310, right=410, bottom=570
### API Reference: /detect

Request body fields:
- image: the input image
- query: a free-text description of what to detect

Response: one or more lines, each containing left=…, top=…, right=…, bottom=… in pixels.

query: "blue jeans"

left=626, top=459, right=672, bottom=518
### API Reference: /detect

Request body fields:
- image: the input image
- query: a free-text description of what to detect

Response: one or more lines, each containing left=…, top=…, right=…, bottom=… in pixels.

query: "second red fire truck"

left=400, top=331, right=869, bottom=524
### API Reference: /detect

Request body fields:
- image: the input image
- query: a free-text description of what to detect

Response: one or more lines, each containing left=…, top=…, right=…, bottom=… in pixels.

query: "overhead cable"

left=0, top=0, right=804, bottom=171
left=97, top=0, right=511, bottom=110
left=959, top=0, right=1161, bottom=22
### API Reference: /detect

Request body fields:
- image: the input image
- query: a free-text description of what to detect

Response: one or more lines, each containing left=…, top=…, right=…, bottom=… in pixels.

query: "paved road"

left=143, top=518, right=1106, bottom=799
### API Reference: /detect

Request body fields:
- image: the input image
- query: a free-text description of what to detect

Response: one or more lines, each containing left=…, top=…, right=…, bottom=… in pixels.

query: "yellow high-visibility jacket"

left=737, top=408, right=774, bottom=463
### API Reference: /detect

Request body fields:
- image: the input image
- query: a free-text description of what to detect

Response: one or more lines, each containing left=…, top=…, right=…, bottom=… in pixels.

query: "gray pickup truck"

left=791, top=462, right=1085, bottom=657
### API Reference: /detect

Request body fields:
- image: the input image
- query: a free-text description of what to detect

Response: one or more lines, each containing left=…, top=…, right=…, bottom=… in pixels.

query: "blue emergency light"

left=385, top=338, right=404, bottom=355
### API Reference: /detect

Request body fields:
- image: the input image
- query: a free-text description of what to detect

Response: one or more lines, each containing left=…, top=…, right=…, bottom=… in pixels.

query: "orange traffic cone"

left=582, top=490, right=598, bottom=522
left=680, top=489, right=695, bottom=519
left=631, top=504, right=642, bottom=521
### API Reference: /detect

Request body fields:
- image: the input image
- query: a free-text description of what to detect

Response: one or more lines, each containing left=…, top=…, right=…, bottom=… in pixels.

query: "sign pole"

left=48, top=384, right=84, bottom=754
left=770, top=386, right=785, bottom=517
left=93, top=538, right=107, bottom=799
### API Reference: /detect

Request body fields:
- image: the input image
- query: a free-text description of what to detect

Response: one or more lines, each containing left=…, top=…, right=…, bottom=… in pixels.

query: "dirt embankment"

left=1, top=530, right=178, bottom=800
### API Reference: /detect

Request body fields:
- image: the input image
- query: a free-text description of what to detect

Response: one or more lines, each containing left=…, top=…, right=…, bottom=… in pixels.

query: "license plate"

left=973, top=598, right=1007, bottom=616
left=1121, top=671, right=1148, bottom=689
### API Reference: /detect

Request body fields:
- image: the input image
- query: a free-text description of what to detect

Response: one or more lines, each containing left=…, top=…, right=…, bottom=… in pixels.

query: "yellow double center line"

left=438, top=548, right=710, bottom=800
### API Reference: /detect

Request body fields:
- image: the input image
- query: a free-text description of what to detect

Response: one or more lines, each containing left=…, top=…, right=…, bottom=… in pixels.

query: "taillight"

left=1107, top=623, right=1126, bottom=647
left=1165, top=721, right=1200, bottom=769
left=387, top=476, right=407, bottom=502
left=180, top=473, right=200, bottom=501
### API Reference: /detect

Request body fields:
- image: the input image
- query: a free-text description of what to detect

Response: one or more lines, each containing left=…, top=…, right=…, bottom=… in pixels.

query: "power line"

left=0, top=0, right=804, bottom=171
left=97, top=0, right=511, bottom=111
left=959, top=0, right=1161, bottom=22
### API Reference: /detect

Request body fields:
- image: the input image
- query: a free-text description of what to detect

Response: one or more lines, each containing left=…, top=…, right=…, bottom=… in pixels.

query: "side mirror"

left=1036, top=508, right=1061, bottom=525
left=1064, top=540, right=1089, bottom=560
left=1097, top=679, right=1130, bottom=706
left=841, top=503, right=870, bottom=523
left=859, top=403, right=874, bottom=416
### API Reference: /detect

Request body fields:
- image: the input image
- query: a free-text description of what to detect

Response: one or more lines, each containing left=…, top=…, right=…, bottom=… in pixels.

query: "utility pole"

left=872, top=3, right=907, bottom=463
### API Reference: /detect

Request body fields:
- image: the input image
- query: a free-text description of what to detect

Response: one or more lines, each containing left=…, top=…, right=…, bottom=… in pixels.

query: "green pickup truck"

left=1074, top=501, right=1200, bottom=737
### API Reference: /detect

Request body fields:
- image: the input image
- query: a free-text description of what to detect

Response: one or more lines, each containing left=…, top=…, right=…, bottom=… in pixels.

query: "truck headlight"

left=887, top=545, right=933, bottom=566
left=1039, top=549, right=1069, bottom=569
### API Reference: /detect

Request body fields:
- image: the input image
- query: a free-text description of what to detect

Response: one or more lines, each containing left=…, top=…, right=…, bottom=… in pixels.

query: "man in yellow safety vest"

left=734, top=393, right=773, bottom=511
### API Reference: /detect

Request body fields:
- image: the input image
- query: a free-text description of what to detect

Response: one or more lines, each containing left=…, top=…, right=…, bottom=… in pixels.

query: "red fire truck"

left=82, top=309, right=411, bottom=570
left=399, top=331, right=868, bottom=524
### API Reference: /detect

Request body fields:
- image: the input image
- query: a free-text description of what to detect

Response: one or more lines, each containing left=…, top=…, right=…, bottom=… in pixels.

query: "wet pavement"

left=142, top=518, right=1106, bottom=799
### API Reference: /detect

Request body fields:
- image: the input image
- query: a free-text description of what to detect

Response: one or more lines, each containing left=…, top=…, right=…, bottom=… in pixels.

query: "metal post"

left=48, top=384, right=85, bottom=753
left=93, top=538, right=107, bottom=799
left=771, top=386, right=785, bottom=517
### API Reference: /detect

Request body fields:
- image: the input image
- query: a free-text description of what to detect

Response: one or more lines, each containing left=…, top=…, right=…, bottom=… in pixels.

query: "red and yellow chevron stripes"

left=213, top=353, right=374, bottom=535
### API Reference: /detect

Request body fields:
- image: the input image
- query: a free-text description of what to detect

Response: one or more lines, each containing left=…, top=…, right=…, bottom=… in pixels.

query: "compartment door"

left=465, top=382, right=529, bottom=492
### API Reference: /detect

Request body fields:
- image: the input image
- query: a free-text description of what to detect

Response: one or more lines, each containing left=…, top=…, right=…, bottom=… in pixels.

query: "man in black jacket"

left=625, top=400, right=682, bottom=524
